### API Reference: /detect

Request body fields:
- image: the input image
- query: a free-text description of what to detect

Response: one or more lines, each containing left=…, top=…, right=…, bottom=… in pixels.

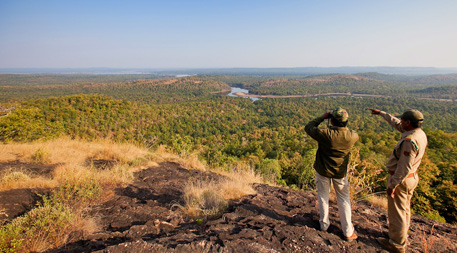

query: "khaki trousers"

left=388, top=174, right=419, bottom=250
left=316, top=173, right=354, bottom=237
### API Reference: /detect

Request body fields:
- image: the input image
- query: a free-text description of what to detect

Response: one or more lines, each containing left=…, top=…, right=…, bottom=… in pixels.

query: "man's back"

left=305, top=117, right=359, bottom=178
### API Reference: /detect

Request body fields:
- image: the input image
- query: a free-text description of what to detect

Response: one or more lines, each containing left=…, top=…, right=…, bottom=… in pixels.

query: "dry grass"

left=0, top=137, right=265, bottom=251
left=367, top=194, right=388, bottom=210
left=151, top=145, right=206, bottom=171
left=0, top=137, right=159, bottom=252
left=181, top=165, right=262, bottom=219
left=420, top=224, right=436, bottom=253
left=0, top=136, right=154, bottom=166
left=0, top=137, right=159, bottom=191
left=0, top=168, right=57, bottom=191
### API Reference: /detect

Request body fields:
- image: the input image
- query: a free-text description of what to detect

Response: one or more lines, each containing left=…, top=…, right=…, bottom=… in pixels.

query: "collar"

left=401, top=129, right=417, bottom=139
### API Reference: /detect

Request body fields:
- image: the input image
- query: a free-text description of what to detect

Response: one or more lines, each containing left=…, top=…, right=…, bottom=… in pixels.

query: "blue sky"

left=1, top=0, right=456, bottom=68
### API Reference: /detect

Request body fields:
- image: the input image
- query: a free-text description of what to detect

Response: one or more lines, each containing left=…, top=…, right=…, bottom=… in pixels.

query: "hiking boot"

left=345, top=232, right=358, bottom=242
left=376, top=237, right=405, bottom=253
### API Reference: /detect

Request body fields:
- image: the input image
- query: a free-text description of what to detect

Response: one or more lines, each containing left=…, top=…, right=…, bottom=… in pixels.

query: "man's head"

left=398, top=109, right=424, bottom=128
left=331, top=107, right=348, bottom=127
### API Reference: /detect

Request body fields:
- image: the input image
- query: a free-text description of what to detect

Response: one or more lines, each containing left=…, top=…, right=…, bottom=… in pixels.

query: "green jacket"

left=305, top=116, right=359, bottom=178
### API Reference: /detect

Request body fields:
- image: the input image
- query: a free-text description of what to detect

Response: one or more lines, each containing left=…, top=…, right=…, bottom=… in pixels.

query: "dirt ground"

left=2, top=162, right=457, bottom=252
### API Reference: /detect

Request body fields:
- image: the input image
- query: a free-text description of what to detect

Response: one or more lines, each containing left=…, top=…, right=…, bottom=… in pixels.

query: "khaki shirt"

left=380, top=111, right=428, bottom=189
left=305, top=116, right=359, bottom=178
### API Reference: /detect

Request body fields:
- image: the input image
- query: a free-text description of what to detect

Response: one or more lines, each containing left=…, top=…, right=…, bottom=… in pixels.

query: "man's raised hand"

left=369, top=108, right=381, bottom=115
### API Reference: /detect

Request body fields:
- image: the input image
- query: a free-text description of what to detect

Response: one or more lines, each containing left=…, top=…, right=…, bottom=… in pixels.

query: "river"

left=227, top=87, right=259, bottom=101
left=228, top=88, right=455, bottom=103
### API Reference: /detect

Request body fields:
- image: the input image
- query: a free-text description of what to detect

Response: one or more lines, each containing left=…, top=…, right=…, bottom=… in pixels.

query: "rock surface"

left=3, top=162, right=457, bottom=252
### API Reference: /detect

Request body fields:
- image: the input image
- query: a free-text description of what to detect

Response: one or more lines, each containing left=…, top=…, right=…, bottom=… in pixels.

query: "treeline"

left=3, top=74, right=457, bottom=104
left=0, top=77, right=230, bottom=104
left=0, top=74, right=170, bottom=86
left=1, top=92, right=457, bottom=223
left=210, top=75, right=457, bottom=100
left=356, top=72, right=457, bottom=85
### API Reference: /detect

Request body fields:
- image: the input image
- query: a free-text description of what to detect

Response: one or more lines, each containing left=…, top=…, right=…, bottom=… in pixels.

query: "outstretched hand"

left=369, top=108, right=381, bottom=115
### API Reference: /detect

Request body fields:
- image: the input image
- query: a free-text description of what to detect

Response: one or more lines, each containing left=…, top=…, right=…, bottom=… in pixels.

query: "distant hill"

left=356, top=72, right=457, bottom=85
left=1, top=67, right=457, bottom=76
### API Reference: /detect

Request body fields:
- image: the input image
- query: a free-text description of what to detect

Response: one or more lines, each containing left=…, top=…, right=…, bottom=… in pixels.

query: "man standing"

left=305, top=108, right=359, bottom=242
left=370, top=109, right=428, bottom=253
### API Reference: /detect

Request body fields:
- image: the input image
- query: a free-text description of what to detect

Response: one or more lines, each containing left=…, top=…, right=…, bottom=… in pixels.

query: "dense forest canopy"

left=1, top=73, right=457, bottom=223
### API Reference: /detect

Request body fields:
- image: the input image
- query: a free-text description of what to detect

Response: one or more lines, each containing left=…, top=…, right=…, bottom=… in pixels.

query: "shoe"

left=319, top=223, right=329, bottom=232
left=376, top=237, right=405, bottom=253
left=345, top=232, right=358, bottom=242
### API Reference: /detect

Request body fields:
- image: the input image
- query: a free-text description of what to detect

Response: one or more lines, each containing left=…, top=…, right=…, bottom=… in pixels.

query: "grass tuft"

left=1, top=170, right=31, bottom=183
left=181, top=166, right=261, bottom=220
left=31, top=148, right=50, bottom=164
left=367, top=194, right=388, bottom=210
left=0, top=168, right=56, bottom=191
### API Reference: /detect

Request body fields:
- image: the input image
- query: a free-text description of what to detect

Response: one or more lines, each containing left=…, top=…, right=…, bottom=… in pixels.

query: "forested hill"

left=1, top=74, right=457, bottom=224
left=356, top=72, right=457, bottom=85
left=211, top=74, right=457, bottom=100
left=0, top=76, right=230, bottom=103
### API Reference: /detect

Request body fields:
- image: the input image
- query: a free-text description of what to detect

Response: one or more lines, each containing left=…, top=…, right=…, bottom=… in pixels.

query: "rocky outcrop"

left=26, top=162, right=457, bottom=252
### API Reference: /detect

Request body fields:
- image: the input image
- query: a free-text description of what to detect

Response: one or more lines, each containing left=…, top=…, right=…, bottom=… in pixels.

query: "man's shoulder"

left=402, top=136, right=419, bottom=151
left=405, top=129, right=427, bottom=142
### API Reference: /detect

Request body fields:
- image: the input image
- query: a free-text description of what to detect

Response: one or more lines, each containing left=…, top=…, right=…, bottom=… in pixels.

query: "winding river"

left=227, top=87, right=259, bottom=101
left=228, top=87, right=454, bottom=103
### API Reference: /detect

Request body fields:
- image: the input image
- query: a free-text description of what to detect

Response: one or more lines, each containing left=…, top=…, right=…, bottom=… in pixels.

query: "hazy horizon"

left=2, top=66, right=457, bottom=76
left=1, top=0, right=457, bottom=69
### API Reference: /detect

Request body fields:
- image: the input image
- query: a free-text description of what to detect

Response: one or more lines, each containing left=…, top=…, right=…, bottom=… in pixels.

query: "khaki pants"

left=316, top=173, right=354, bottom=237
left=388, top=174, right=419, bottom=250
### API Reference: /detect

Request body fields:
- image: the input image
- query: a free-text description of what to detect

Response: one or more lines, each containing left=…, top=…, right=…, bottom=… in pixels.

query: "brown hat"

left=397, top=109, right=424, bottom=123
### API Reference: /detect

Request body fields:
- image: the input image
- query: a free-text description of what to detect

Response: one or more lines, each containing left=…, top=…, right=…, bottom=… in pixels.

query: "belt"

left=389, top=170, right=417, bottom=178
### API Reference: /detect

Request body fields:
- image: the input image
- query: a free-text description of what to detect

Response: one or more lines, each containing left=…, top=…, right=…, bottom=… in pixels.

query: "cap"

left=332, top=107, right=348, bottom=122
left=396, top=109, right=424, bottom=123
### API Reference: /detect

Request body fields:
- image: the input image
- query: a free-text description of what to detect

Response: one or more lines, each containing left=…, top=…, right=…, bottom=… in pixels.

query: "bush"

left=0, top=197, right=74, bottom=252
left=0, top=177, right=101, bottom=252
left=348, top=149, right=385, bottom=200
left=257, top=158, right=281, bottom=184
left=32, top=148, right=49, bottom=164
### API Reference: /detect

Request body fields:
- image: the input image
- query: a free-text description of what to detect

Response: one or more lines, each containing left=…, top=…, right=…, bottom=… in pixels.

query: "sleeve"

left=305, top=116, right=327, bottom=142
left=387, top=139, right=418, bottom=189
left=380, top=111, right=405, bottom=133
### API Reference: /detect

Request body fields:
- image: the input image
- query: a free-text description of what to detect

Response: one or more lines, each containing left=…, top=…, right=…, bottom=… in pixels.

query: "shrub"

left=31, top=148, right=49, bottom=164
left=257, top=158, right=281, bottom=184
left=347, top=149, right=384, bottom=200
left=0, top=195, right=74, bottom=252
left=0, top=177, right=101, bottom=252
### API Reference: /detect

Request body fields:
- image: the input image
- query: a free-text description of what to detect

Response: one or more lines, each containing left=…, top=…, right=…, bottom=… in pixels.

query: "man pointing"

left=370, top=108, right=428, bottom=253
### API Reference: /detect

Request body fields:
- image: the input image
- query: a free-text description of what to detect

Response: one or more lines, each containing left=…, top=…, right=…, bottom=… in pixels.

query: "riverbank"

left=232, top=92, right=455, bottom=102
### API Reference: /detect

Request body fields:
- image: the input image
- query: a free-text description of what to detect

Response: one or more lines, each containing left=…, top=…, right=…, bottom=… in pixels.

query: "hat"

left=332, top=107, right=348, bottom=122
left=397, top=109, right=424, bottom=123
